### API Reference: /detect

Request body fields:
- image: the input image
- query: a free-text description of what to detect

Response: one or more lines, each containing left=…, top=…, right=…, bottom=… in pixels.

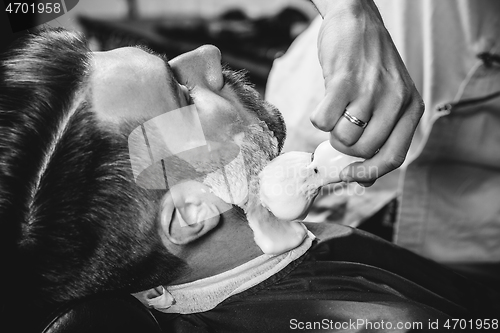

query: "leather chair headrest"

left=2, top=293, right=164, bottom=333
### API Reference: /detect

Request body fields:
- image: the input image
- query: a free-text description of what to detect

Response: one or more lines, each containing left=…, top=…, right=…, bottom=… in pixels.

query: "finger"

left=358, top=180, right=376, bottom=187
left=348, top=95, right=403, bottom=158
left=331, top=101, right=372, bottom=147
left=340, top=98, right=423, bottom=182
left=310, top=78, right=351, bottom=132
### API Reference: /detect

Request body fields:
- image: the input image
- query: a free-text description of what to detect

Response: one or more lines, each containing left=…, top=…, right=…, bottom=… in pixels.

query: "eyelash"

left=180, top=82, right=194, bottom=104
left=177, top=75, right=226, bottom=104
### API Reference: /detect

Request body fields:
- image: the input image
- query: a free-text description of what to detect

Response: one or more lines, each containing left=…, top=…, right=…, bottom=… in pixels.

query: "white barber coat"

left=265, top=0, right=500, bottom=263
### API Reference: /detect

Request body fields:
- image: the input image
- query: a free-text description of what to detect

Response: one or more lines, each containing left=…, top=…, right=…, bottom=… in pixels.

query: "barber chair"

left=3, top=224, right=499, bottom=333
left=2, top=293, right=164, bottom=333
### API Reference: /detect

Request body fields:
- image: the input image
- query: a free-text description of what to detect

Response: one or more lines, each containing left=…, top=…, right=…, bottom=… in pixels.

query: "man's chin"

left=201, top=121, right=278, bottom=212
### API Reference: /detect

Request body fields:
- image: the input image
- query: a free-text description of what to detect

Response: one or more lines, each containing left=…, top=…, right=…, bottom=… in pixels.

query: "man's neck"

left=171, top=207, right=263, bottom=284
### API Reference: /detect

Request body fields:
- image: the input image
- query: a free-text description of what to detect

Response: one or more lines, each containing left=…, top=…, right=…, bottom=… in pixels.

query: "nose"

left=169, top=45, right=224, bottom=92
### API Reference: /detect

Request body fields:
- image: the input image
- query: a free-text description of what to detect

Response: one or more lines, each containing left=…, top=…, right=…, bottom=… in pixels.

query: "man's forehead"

left=89, top=47, right=179, bottom=125
left=93, top=46, right=159, bottom=65
left=91, top=47, right=164, bottom=84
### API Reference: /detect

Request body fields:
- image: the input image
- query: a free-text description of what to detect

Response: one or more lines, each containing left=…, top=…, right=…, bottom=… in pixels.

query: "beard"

left=201, top=68, right=286, bottom=208
left=222, top=66, right=286, bottom=155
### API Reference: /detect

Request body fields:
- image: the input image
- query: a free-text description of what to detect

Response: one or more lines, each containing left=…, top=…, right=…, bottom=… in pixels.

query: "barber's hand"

left=310, top=0, right=424, bottom=185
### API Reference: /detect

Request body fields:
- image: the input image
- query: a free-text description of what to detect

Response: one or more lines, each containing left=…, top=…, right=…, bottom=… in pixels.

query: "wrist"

left=310, top=0, right=367, bottom=18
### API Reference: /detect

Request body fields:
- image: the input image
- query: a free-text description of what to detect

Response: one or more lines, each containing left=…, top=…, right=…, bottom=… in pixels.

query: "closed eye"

left=133, top=46, right=194, bottom=106
left=178, top=82, right=194, bottom=105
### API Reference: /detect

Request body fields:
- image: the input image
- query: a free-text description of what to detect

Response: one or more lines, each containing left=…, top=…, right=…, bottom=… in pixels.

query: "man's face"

left=90, top=45, right=285, bottom=200
left=91, top=45, right=284, bottom=148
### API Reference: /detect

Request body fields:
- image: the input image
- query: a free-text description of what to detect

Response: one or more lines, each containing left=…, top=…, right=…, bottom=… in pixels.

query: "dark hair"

left=0, top=28, right=184, bottom=304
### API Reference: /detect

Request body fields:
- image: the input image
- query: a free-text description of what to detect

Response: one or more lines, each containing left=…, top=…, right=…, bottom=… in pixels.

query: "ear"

left=159, top=182, right=222, bottom=245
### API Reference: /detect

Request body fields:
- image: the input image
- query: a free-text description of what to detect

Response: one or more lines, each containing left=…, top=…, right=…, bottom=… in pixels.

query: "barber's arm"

left=310, top=0, right=424, bottom=185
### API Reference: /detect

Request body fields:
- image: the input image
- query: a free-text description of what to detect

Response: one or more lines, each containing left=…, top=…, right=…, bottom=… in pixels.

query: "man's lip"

left=270, top=121, right=286, bottom=155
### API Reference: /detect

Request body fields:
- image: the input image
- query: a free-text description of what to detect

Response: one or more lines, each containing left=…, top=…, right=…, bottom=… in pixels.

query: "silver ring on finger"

left=343, top=110, right=368, bottom=129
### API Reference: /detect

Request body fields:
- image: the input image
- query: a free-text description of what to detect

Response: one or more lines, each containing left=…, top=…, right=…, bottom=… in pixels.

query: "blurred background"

left=38, top=0, right=319, bottom=94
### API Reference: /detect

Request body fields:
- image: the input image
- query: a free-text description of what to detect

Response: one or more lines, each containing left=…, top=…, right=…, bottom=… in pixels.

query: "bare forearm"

left=309, top=0, right=379, bottom=19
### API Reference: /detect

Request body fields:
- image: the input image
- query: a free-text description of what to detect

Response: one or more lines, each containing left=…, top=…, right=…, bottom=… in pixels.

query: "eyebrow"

left=133, top=45, right=180, bottom=105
